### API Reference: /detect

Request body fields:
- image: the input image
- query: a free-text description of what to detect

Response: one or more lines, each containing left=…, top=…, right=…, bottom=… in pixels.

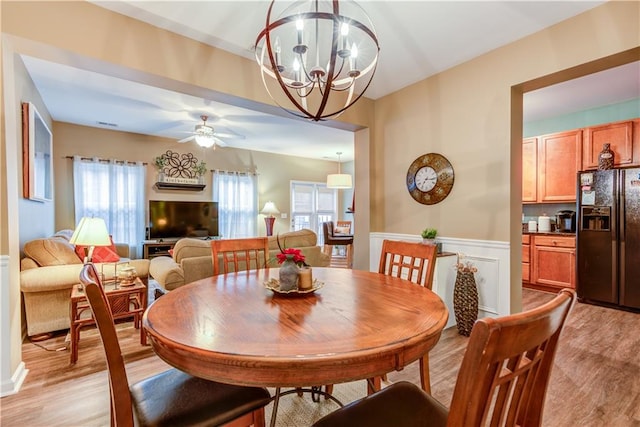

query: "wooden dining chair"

left=376, top=239, right=438, bottom=394
left=79, top=263, right=272, bottom=427
left=313, top=288, right=577, bottom=427
left=211, top=237, right=270, bottom=275
left=378, top=239, right=438, bottom=289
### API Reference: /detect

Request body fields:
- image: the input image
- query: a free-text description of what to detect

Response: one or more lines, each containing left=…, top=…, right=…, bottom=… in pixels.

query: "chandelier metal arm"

left=255, top=0, right=380, bottom=121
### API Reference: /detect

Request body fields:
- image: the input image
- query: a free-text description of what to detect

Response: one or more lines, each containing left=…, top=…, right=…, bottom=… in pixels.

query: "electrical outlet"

left=281, top=213, right=288, bottom=219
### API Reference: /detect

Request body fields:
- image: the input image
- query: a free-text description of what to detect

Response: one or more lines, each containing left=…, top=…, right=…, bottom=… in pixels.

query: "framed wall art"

left=22, top=102, right=53, bottom=201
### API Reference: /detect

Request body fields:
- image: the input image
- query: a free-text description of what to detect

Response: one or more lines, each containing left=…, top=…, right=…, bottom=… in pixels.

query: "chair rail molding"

left=1, top=255, right=28, bottom=396
left=369, top=233, right=510, bottom=325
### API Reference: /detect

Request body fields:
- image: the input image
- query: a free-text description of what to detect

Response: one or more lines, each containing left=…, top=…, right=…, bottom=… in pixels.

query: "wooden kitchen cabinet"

left=532, top=235, right=576, bottom=289
left=537, top=130, right=582, bottom=202
left=522, top=137, right=537, bottom=203
left=583, top=120, right=637, bottom=169
left=522, top=234, right=531, bottom=283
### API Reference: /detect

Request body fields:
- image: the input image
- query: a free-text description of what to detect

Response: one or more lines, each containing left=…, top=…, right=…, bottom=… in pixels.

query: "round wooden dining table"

left=143, top=267, right=449, bottom=390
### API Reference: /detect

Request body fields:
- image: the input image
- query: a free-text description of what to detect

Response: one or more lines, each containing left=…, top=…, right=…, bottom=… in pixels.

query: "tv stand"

left=143, top=241, right=176, bottom=259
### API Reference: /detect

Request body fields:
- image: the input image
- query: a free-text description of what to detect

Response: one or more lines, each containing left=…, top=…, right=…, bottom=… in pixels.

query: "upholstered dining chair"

left=79, top=263, right=272, bottom=427
left=313, top=288, right=576, bottom=427
left=376, top=239, right=438, bottom=394
left=211, top=237, right=270, bottom=275
left=322, top=221, right=354, bottom=268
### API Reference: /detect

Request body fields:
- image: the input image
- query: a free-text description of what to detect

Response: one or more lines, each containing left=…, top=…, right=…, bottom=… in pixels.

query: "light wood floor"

left=1, top=289, right=638, bottom=426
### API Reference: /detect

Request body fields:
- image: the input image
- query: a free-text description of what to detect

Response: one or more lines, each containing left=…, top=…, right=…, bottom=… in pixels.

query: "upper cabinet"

left=538, top=129, right=582, bottom=203
left=522, top=137, right=537, bottom=203
left=582, top=120, right=638, bottom=169
left=523, top=118, right=639, bottom=203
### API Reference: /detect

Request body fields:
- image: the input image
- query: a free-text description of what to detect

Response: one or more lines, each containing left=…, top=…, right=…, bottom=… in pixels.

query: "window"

left=291, top=181, right=337, bottom=245
left=213, top=171, right=258, bottom=238
left=73, top=157, right=146, bottom=258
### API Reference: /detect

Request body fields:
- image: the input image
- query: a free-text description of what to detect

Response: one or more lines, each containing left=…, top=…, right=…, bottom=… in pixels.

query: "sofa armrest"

left=181, top=255, right=214, bottom=286
left=149, top=256, right=184, bottom=291
left=20, top=264, right=85, bottom=292
left=115, top=243, right=130, bottom=258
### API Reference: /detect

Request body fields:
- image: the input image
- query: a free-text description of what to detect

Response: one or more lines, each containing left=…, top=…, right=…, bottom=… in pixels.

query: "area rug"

left=265, top=381, right=369, bottom=426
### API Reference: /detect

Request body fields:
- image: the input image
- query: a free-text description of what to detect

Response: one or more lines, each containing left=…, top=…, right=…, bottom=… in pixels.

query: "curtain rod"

left=213, top=169, right=258, bottom=176
left=65, top=156, right=147, bottom=166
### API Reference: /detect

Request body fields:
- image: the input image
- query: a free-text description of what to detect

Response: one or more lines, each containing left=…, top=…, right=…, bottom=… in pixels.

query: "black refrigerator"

left=577, top=168, right=640, bottom=310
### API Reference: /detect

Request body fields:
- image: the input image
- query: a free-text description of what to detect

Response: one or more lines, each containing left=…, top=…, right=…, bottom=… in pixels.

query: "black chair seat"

left=312, top=382, right=447, bottom=427
left=131, top=368, right=272, bottom=427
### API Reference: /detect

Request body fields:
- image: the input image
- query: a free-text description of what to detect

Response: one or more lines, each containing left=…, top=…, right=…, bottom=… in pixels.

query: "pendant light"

left=327, top=152, right=352, bottom=189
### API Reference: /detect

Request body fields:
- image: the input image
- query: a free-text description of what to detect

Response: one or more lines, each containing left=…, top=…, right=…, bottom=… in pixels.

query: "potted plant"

left=193, top=161, right=207, bottom=183
left=421, top=228, right=442, bottom=253
left=154, top=155, right=167, bottom=182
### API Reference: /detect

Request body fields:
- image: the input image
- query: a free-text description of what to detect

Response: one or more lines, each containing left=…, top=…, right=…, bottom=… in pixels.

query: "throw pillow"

left=74, top=236, right=120, bottom=263
left=24, top=237, right=83, bottom=266
left=334, top=226, right=351, bottom=235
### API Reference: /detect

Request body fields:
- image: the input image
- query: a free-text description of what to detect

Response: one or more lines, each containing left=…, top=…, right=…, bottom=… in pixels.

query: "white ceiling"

left=22, top=0, right=639, bottom=162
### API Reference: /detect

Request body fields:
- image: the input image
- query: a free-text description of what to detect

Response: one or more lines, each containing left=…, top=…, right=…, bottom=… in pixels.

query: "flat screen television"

left=149, top=200, right=219, bottom=240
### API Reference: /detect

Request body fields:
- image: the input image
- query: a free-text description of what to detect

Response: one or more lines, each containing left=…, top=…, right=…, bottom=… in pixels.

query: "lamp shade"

left=261, top=201, right=280, bottom=217
left=69, top=217, right=111, bottom=246
left=327, top=173, right=353, bottom=189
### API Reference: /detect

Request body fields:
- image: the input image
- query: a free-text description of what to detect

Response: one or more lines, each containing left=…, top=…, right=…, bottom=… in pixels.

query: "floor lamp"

left=261, top=201, right=280, bottom=237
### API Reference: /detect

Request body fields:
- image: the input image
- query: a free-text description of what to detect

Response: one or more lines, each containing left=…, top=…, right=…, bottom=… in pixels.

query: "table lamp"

left=69, top=217, right=111, bottom=263
left=260, top=201, right=280, bottom=237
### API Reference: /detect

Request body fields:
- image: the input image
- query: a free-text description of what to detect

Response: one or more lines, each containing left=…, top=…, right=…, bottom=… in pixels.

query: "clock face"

left=406, top=153, right=455, bottom=205
left=415, top=166, right=438, bottom=192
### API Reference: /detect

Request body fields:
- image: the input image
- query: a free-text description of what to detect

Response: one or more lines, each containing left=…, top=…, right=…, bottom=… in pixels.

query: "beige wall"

left=2, top=0, right=639, bottom=393
left=372, top=1, right=639, bottom=241
left=53, top=122, right=341, bottom=236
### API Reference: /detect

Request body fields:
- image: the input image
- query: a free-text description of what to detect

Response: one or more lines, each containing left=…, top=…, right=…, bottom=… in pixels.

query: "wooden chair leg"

left=419, top=354, right=431, bottom=395
left=346, top=244, right=353, bottom=268
left=323, top=244, right=333, bottom=256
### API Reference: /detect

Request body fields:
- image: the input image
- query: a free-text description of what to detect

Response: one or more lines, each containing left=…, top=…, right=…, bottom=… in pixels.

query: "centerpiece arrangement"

left=265, top=235, right=321, bottom=294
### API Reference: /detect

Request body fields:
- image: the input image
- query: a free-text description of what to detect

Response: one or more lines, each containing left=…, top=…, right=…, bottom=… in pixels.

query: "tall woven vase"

left=453, top=271, right=479, bottom=337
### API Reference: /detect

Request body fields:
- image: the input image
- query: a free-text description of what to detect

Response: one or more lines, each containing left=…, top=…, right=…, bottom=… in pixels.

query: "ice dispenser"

left=580, top=206, right=611, bottom=231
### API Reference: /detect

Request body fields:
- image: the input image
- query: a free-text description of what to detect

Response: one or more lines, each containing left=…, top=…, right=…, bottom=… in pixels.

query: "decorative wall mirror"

left=22, top=102, right=53, bottom=201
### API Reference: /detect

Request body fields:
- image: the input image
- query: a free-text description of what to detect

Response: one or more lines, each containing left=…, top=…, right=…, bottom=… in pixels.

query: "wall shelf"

left=155, top=182, right=205, bottom=191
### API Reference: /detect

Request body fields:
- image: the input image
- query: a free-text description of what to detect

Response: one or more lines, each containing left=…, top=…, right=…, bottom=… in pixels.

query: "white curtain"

left=73, top=156, right=146, bottom=258
left=213, top=170, right=258, bottom=238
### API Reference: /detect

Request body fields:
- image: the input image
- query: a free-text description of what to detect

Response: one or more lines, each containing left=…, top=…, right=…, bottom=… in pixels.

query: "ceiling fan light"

left=195, top=134, right=215, bottom=148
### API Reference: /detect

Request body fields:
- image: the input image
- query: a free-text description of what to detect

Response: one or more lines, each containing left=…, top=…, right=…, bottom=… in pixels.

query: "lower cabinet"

left=522, top=235, right=530, bottom=283
left=531, top=235, right=576, bottom=289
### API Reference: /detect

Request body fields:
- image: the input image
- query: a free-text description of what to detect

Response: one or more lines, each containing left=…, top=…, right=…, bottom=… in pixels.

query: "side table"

left=69, top=277, right=147, bottom=364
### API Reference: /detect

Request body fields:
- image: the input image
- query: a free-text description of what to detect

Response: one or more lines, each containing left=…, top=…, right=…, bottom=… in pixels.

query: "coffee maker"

left=556, top=210, right=576, bottom=232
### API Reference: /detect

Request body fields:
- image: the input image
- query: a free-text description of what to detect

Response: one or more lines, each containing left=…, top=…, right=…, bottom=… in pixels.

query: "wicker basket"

left=453, top=271, right=479, bottom=337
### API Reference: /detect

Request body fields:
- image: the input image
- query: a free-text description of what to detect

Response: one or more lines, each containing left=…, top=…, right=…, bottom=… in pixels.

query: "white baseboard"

left=1, top=361, right=28, bottom=397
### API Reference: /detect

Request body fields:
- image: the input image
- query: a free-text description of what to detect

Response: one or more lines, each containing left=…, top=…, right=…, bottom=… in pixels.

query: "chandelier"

left=255, top=0, right=379, bottom=121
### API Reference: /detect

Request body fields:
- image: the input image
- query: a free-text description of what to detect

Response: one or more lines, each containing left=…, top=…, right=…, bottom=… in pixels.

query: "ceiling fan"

left=178, top=115, right=244, bottom=148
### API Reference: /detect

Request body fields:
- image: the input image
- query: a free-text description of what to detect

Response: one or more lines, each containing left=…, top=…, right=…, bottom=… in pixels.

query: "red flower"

left=276, top=248, right=305, bottom=265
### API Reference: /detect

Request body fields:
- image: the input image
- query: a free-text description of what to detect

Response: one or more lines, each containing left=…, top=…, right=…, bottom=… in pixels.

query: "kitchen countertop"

left=523, top=231, right=576, bottom=237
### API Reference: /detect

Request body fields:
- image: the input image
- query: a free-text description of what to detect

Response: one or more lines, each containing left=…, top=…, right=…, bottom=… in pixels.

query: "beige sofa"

left=149, top=229, right=330, bottom=291
left=20, top=230, right=150, bottom=337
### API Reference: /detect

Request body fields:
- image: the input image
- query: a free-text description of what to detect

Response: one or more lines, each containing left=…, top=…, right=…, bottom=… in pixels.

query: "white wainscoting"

left=1, top=255, right=28, bottom=396
left=370, top=233, right=511, bottom=328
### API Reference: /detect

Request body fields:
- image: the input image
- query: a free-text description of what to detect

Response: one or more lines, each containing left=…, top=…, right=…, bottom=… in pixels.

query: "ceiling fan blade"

left=214, top=133, right=244, bottom=140
left=178, top=135, right=195, bottom=143
left=214, top=138, right=228, bottom=147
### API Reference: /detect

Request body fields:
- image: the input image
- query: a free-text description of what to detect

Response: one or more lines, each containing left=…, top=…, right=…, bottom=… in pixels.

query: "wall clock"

left=406, top=153, right=455, bottom=205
